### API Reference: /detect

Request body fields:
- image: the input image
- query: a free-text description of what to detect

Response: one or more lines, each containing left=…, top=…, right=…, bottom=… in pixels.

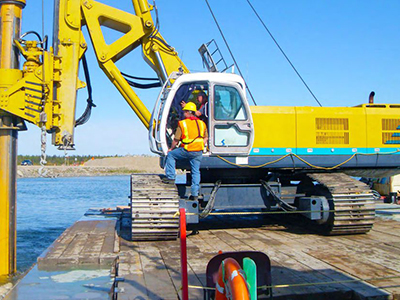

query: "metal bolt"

left=83, top=0, right=92, bottom=9
left=145, top=20, right=153, bottom=28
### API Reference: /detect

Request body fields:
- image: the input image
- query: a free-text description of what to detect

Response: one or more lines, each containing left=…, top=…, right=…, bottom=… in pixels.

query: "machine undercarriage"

left=130, top=169, right=376, bottom=241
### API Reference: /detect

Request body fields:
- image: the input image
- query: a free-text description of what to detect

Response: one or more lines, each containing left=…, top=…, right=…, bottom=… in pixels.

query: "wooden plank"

left=254, top=222, right=398, bottom=299
left=158, top=240, right=205, bottom=300
left=254, top=229, right=377, bottom=298
left=232, top=219, right=398, bottom=299
left=37, top=220, right=118, bottom=269
left=37, top=221, right=99, bottom=263
left=307, top=251, right=395, bottom=298
left=238, top=229, right=350, bottom=298
left=196, top=229, right=235, bottom=253
left=330, top=236, right=400, bottom=273
left=138, top=242, right=178, bottom=299
left=117, top=239, right=148, bottom=300
left=78, top=233, right=102, bottom=265
left=114, top=215, right=400, bottom=299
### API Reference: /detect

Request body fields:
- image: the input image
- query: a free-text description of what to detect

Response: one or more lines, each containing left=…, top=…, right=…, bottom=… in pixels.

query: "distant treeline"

left=17, top=155, right=115, bottom=166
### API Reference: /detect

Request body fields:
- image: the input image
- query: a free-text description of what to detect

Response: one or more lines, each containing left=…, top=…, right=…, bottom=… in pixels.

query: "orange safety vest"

left=178, top=118, right=206, bottom=152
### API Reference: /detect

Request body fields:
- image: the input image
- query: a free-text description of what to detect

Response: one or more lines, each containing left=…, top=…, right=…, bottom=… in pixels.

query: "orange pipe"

left=215, top=258, right=250, bottom=300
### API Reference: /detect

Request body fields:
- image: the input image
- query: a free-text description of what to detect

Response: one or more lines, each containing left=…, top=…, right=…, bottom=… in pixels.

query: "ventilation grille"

left=316, top=118, right=348, bottom=130
left=316, top=132, right=349, bottom=144
left=315, top=118, right=349, bottom=144
left=382, top=119, right=400, bottom=144
left=382, top=119, right=400, bottom=131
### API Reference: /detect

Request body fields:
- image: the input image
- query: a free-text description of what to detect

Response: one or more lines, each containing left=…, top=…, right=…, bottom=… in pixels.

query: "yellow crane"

left=0, top=0, right=189, bottom=277
left=1, top=0, right=400, bottom=276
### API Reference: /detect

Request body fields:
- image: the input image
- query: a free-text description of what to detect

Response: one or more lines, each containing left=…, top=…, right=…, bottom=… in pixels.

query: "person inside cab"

left=162, top=102, right=208, bottom=201
left=180, top=91, right=208, bottom=123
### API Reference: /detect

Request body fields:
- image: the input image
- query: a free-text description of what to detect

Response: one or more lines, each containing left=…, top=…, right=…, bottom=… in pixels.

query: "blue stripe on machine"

left=385, top=140, right=400, bottom=144
left=250, top=147, right=400, bottom=156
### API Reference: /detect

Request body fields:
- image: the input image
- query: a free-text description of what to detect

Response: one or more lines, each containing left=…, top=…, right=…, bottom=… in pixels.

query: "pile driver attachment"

left=0, top=0, right=189, bottom=275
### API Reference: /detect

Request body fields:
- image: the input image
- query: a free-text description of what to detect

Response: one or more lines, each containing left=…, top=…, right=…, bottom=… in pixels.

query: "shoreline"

left=17, top=166, right=148, bottom=178
left=17, top=156, right=164, bottom=178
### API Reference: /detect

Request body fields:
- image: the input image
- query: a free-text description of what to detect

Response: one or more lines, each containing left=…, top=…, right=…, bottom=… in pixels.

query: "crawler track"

left=307, top=173, right=375, bottom=235
left=130, top=174, right=180, bottom=241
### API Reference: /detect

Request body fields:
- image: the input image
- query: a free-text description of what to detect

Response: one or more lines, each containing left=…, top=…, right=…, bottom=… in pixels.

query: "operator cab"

left=149, top=72, right=254, bottom=157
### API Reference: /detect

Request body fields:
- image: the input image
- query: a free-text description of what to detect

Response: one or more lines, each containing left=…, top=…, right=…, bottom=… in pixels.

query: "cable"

left=175, top=206, right=400, bottom=218
left=148, top=0, right=175, bottom=52
left=217, top=150, right=400, bottom=170
left=151, top=35, right=175, bottom=52
left=246, top=0, right=322, bottom=107
left=121, top=72, right=160, bottom=81
left=204, top=0, right=257, bottom=106
left=187, top=275, right=400, bottom=291
left=125, top=78, right=162, bottom=89
left=217, top=154, right=291, bottom=169
left=75, top=54, right=96, bottom=127
left=20, top=31, right=42, bottom=42
left=149, top=0, right=160, bottom=38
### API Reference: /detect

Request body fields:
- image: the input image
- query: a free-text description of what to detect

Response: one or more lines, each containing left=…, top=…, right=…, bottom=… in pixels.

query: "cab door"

left=209, top=82, right=254, bottom=155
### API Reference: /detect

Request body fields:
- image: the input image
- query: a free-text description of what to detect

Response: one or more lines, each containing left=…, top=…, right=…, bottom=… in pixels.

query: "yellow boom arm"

left=0, top=0, right=189, bottom=147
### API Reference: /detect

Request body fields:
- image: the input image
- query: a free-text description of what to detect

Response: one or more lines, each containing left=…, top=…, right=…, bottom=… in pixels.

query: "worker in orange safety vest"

left=162, top=102, right=208, bottom=200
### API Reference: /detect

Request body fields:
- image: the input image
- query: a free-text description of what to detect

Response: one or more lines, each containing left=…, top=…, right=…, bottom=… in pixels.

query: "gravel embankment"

left=17, top=156, right=164, bottom=178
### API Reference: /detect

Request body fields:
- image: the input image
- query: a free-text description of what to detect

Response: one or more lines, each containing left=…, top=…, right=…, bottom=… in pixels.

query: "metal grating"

left=315, top=118, right=349, bottom=144
left=382, top=119, right=400, bottom=131
left=382, top=119, right=400, bottom=144
left=316, top=118, right=349, bottom=131
left=316, top=132, right=349, bottom=144
left=382, top=132, right=400, bottom=144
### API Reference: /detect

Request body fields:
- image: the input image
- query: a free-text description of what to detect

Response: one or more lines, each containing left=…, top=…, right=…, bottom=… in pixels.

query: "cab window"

left=214, top=85, right=246, bottom=121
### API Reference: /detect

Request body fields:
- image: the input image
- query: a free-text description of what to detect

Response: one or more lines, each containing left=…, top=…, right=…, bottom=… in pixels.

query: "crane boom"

left=0, top=0, right=189, bottom=147
left=0, top=0, right=188, bottom=276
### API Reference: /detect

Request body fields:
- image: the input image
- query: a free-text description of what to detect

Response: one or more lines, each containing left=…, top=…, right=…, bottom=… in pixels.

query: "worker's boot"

left=161, top=177, right=175, bottom=184
left=189, top=195, right=198, bottom=201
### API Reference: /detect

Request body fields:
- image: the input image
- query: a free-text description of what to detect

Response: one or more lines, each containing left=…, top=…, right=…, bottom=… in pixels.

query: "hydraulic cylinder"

left=0, top=0, right=25, bottom=277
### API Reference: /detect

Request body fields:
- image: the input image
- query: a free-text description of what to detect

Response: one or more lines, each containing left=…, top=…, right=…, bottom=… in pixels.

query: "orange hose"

left=215, top=258, right=250, bottom=300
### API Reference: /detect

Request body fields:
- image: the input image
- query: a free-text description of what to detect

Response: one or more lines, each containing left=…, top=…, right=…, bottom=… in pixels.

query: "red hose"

left=180, top=208, right=189, bottom=300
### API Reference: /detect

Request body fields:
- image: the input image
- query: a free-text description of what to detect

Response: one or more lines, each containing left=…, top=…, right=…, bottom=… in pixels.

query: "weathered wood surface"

left=117, top=215, right=400, bottom=300
left=37, top=220, right=118, bottom=270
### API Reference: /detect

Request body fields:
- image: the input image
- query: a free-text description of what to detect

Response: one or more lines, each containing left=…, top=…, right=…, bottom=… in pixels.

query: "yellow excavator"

left=1, top=0, right=400, bottom=276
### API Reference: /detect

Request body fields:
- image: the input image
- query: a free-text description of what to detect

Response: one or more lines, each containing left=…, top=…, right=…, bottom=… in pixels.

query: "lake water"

left=16, top=175, right=130, bottom=273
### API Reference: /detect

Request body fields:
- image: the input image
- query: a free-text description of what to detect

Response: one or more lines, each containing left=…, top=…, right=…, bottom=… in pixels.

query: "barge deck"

left=4, top=212, right=400, bottom=299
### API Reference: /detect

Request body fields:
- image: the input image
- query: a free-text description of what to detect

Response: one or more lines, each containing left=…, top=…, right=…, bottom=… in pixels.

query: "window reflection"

left=214, top=85, right=246, bottom=120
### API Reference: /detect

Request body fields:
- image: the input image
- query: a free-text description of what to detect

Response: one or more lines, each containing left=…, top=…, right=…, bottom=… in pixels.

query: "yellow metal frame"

left=0, top=0, right=189, bottom=147
left=0, top=0, right=188, bottom=276
left=251, top=104, right=400, bottom=153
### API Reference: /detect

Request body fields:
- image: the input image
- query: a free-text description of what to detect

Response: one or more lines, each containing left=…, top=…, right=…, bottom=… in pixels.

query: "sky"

left=16, top=0, right=400, bottom=156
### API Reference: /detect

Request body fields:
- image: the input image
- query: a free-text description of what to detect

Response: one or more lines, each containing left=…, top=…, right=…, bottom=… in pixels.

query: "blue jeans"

left=165, top=148, right=203, bottom=196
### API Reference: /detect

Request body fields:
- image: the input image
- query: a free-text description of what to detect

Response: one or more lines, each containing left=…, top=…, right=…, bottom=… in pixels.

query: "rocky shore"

left=17, top=156, right=164, bottom=178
